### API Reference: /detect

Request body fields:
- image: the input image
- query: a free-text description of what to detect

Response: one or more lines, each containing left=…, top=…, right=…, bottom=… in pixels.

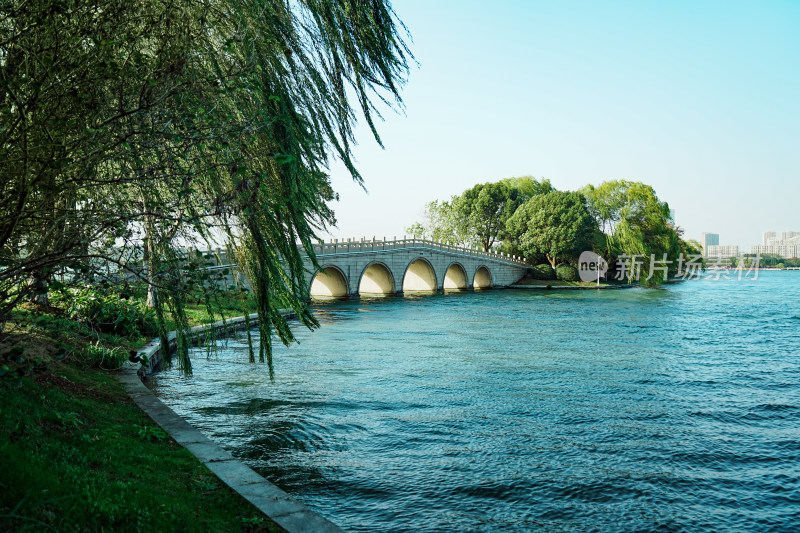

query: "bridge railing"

left=310, top=237, right=528, bottom=265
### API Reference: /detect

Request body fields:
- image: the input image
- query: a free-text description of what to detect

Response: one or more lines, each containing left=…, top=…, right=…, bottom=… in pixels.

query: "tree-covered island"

left=406, top=177, right=704, bottom=285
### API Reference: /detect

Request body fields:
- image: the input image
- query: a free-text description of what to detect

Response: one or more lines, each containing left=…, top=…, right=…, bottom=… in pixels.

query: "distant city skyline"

left=699, top=229, right=800, bottom=258
left=319, top=1, right=800, bottom=249
left=750, top=229, right=800, bottom=258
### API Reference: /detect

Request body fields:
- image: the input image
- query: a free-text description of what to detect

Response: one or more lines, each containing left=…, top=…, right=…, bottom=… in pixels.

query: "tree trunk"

left=28, top=268, right=50, bottom=308
left=143, top=202, right=158, bottom=308
left=546, top=254, right=557, bottom=269
left=146, top=279, right=158, bottom=308
left=144, top=235, right=158, bottom=308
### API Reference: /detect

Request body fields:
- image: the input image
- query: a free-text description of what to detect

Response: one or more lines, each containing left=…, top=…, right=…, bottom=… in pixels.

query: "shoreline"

left=129, top=312, right=343, bottom=533
left=510, top=283, right=633, bottom=290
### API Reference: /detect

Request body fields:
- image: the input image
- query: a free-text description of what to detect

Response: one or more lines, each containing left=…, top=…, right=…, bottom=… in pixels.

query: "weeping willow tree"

left=582, top=180, right=679, bottom=285
left=0, top=0, right=411, bottom=370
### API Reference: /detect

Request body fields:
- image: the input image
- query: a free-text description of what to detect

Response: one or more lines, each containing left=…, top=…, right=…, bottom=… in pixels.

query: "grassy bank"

left=1, top=300, right=282, bottom=532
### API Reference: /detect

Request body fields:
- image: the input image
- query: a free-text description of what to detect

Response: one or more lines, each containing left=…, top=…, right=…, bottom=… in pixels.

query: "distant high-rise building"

left=750, top=244, right=800, bottom=258
left=707, top=245, right=740, bottom=258
left=701, top=233, right=719, bottom=257
left=752, top=230, right=800, bottom=258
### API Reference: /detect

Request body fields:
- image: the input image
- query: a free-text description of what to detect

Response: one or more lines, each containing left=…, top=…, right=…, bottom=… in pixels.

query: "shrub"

left=530, top=264, right=555, bottom=280
left=54, top=286, right=158, bottom=337
left=81, top=341, right=129, bottom=369
left=556, top=264, right=580, bottom=281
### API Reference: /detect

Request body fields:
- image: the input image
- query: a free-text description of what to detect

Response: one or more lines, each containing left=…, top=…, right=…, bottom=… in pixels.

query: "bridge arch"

left=473, top=265, right=493, bottom=289
left=444, top=262, right=468, bottom=290
left=310, top=266, right=349, bottom=299
left=403, top=257, right=438, bottom=293
left=359, top=261, right=396, bottom=296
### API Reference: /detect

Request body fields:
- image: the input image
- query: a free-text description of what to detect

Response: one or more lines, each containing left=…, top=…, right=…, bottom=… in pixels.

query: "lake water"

left=150, top=271, right=800, bottom=532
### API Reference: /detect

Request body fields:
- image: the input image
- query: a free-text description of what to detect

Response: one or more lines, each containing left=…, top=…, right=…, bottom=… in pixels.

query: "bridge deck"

left=312, top=238, right=527, bottom=266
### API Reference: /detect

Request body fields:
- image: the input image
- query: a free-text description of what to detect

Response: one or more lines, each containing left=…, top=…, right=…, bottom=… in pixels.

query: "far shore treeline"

left=406, top=177, right=704, bottom=284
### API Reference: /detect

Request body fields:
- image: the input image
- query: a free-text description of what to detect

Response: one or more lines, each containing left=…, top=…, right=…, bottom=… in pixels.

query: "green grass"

left=179, top=297, right=253, bottom=330
left=4, top=306, right=148, bottom=369
left=0, top=364, right=282, bottom=532
left=0, top=363, right=282, bottom=532
left=1, top=297, right=283, bottom=532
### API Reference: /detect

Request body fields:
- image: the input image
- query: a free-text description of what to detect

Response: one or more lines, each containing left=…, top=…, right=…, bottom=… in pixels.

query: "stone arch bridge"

left=305, top=238, right=529, bottom=298
left=197, top=238, right=529, bottom=299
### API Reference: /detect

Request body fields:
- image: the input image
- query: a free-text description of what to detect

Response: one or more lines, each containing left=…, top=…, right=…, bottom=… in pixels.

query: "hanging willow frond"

left=1, top=0, right=411, bottom=371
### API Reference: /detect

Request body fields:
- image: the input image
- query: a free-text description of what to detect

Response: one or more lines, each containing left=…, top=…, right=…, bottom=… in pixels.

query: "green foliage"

left=680, top=238, right=704, bottom=263
left=752, top=254, right=800, bottom=267
left=2, top=307, right=149, bottom=375
left=1, top=0, right=411, bottom=371
left=497, top=176, right=555, bottom=199
left=531, top=264, right=556, bottom=280
left=457, top=182, right=525, bottom=251
left=406, top=176, right=554, bottom=251
left=410, top=176, right=682, bottom=287
left=405, top=198, right=473, bottom=245
left=556, top=264, right=580, bottom=281
left=53, top=286, right=158, bottom=338
left=4, top=290, right=254, bottom=375
left=582, top=180, right=679, bottom=284
left=241, top=516, right=266, bottom=527
left=137, top=426, right=169, bottom=442
left=405, top=222, right=429, bottom=239
left=81, top=341, right=129, bottom=370
left=506, top=191, right=597, bottom=268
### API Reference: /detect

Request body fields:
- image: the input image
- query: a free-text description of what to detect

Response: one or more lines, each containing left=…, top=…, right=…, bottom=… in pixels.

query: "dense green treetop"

left=406, top=176, right=555, bottom=252
left=457, top=182, right=525, bottom=252
left=497, top=176, right=555, bottom=200
left=582, top=180, right=678, bottom=284
left=506, top=191, right=596, bottom=268
left=408, top=176, right=683, bottom=285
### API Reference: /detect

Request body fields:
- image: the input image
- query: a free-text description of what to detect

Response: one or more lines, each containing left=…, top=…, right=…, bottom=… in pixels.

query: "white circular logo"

left=578, top=251, right=608, bottom=282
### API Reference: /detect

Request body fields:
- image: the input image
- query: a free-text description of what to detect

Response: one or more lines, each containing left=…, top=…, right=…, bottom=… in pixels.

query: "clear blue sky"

left=323, top=0, right=800, bottom=249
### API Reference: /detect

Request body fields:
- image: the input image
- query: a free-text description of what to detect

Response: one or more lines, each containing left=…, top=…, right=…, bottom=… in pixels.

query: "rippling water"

left=150, top=272, right=800, bottom=532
